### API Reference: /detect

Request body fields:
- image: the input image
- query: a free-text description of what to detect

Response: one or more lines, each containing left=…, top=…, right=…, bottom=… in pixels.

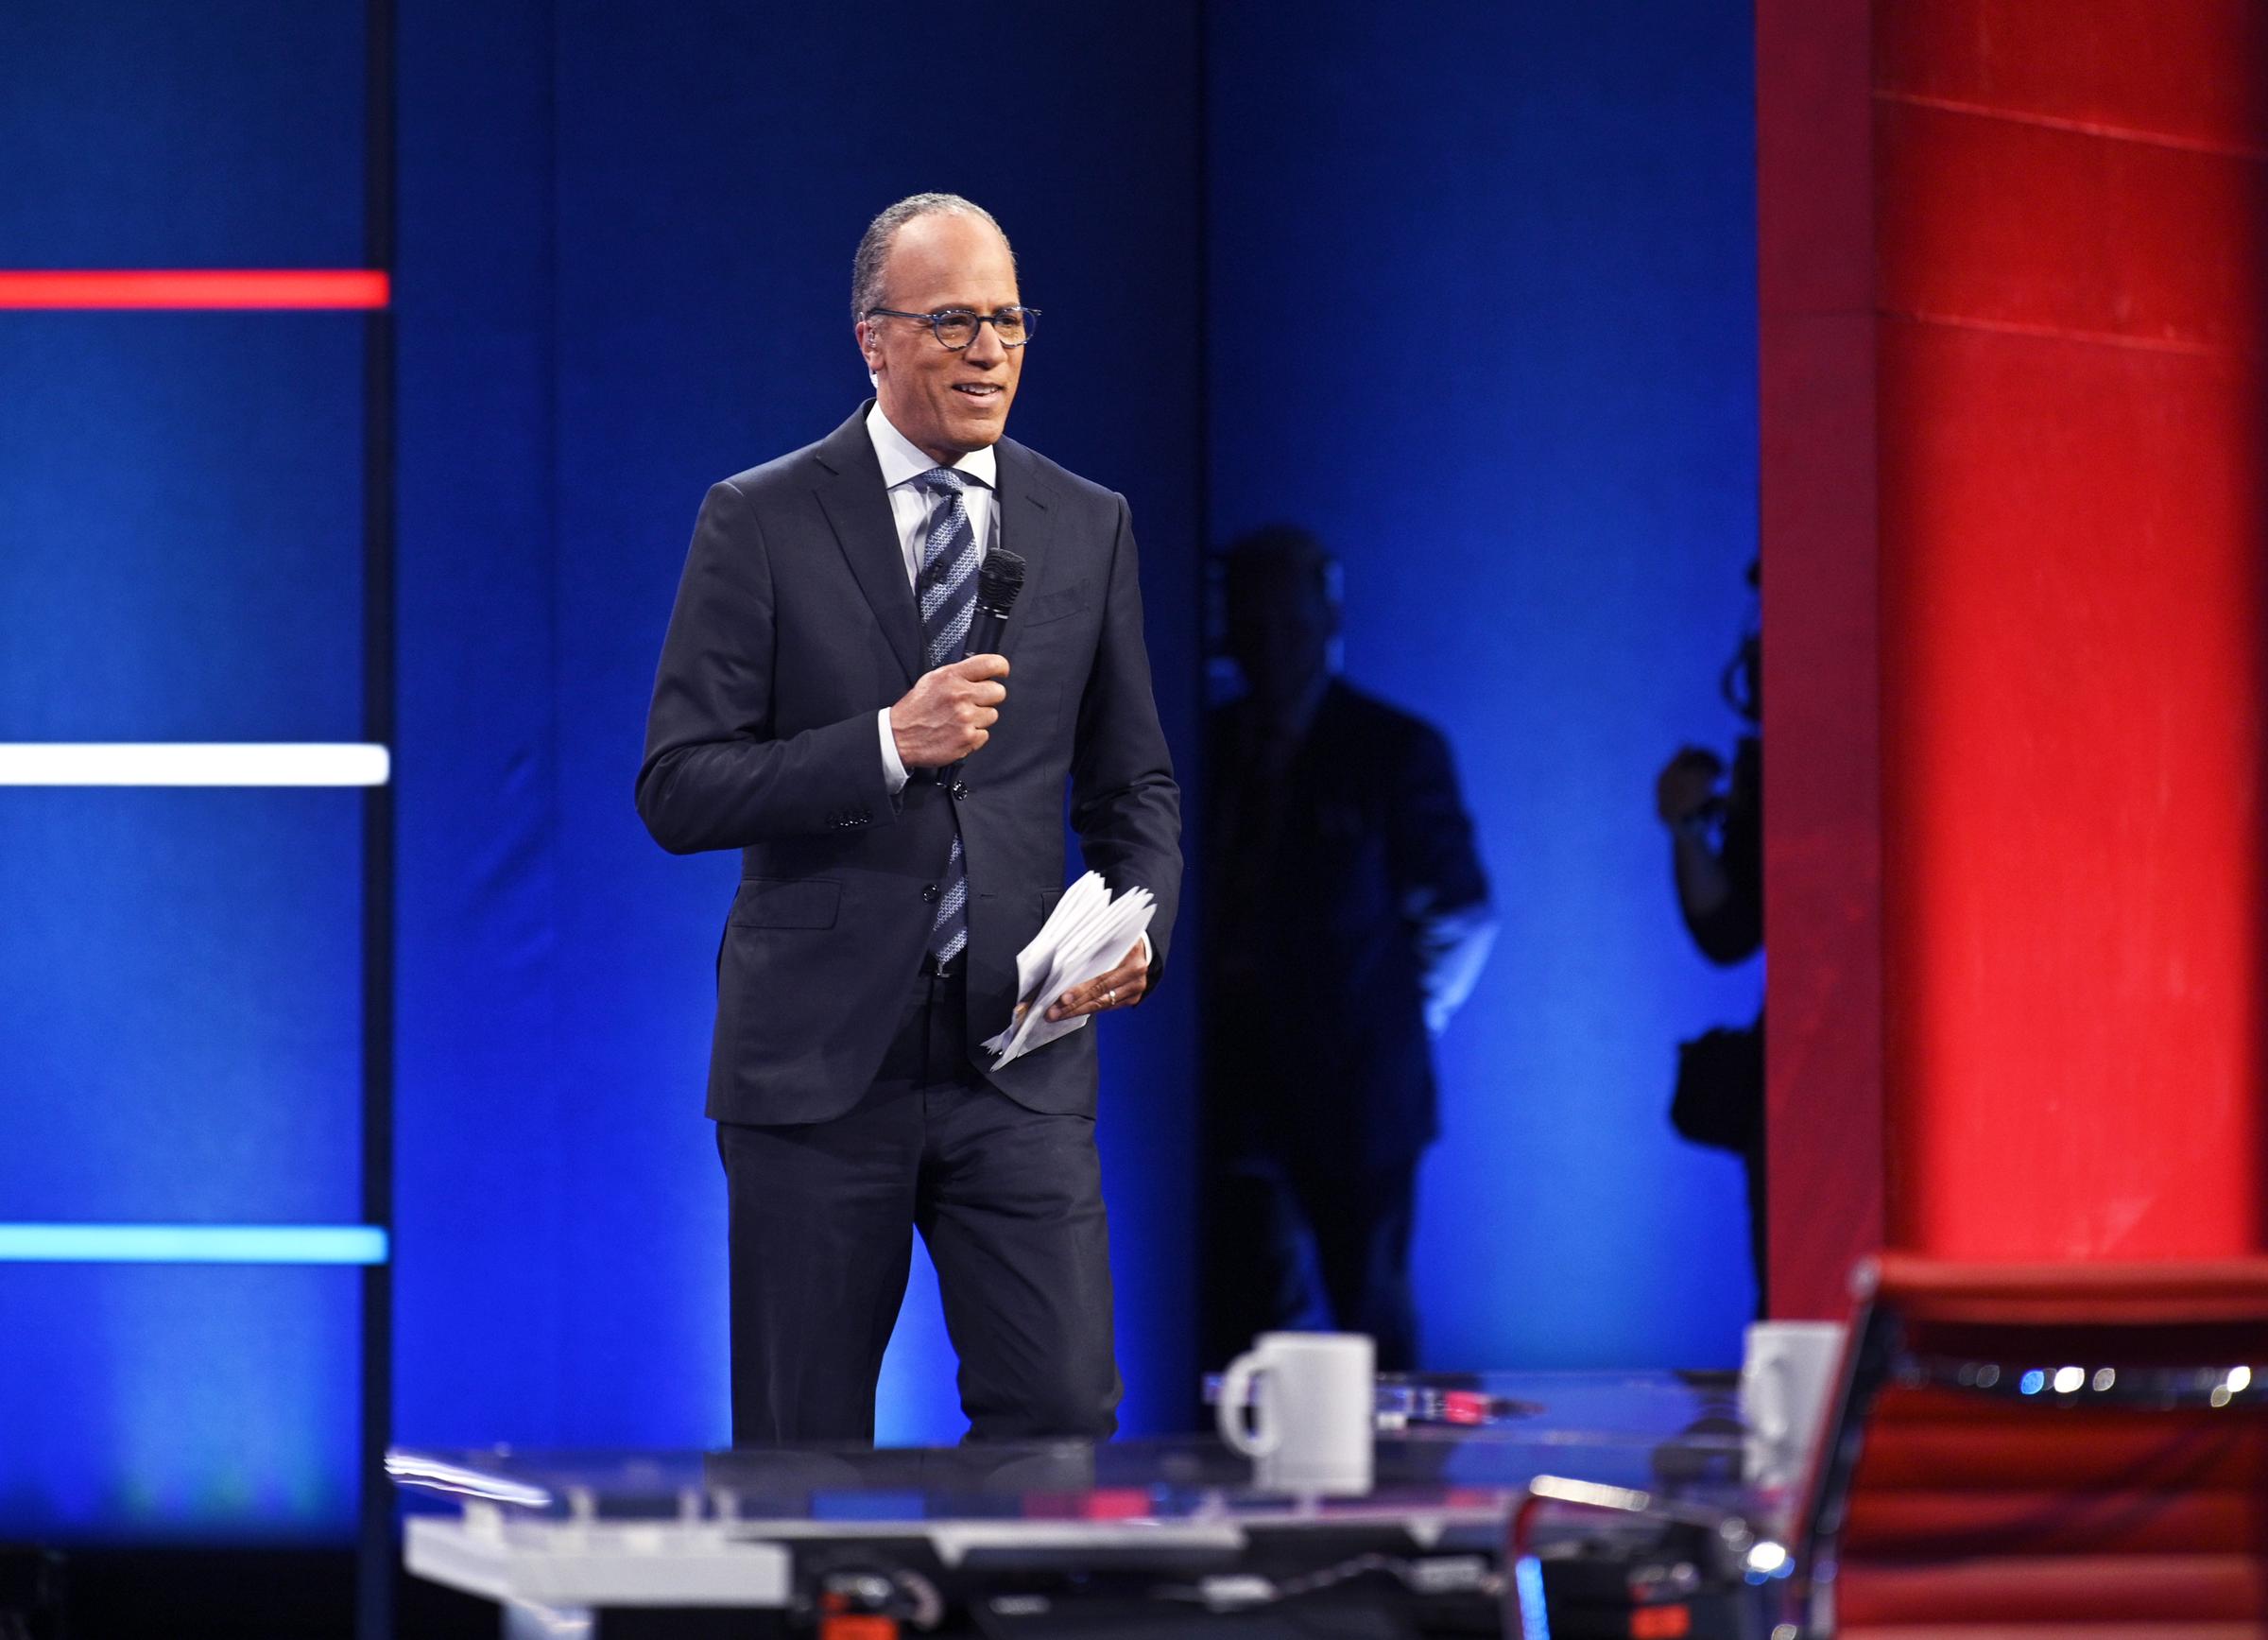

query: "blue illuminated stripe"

left=1512, top=1555, right=1551, bottom=1640
left=0, top=1224, right=389, bottom=1265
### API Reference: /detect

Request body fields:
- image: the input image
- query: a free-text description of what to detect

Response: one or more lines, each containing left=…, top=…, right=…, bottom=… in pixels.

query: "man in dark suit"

left=1203, top=527, right=1493, bottom=1373
left=637, top=195, right=1180, bottom=1444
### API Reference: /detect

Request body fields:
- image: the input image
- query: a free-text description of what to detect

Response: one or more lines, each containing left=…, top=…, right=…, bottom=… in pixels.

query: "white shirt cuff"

left=877, top=709, right=909, bottom=793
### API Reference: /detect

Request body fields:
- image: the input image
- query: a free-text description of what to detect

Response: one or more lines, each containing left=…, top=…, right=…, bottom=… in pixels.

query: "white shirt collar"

left=866, top=401, right=998, bottom=492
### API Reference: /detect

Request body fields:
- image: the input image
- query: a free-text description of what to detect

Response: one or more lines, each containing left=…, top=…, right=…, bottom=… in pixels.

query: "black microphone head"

left=975, top=549, right=1027, bottom=616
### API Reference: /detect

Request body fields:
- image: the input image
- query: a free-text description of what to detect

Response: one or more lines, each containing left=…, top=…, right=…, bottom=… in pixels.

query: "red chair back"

left=1796, top=1255, right=2268, bottom=1637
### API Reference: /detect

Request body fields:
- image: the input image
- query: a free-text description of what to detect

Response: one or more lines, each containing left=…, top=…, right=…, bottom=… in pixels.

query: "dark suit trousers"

left=716, top=965, right=1120, bottom=1444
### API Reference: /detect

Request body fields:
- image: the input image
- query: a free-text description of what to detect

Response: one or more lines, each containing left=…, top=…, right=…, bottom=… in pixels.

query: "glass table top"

left=388, top=1371, right=1750, bottom=1527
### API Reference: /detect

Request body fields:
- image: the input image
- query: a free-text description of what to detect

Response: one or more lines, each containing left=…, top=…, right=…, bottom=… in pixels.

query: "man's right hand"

left=889, top=655, right=1010, bottom=768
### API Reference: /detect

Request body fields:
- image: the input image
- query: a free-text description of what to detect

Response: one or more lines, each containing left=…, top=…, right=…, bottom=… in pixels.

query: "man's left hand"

left=1047, top=940, right=1150, bottom=1022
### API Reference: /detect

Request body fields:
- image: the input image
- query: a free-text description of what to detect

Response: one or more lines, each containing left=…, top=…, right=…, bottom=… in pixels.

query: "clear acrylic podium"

left=390, top=1372, right=1766, bottom=1637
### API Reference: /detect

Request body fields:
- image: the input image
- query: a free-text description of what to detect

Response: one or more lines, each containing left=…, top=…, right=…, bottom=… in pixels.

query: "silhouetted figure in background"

left=1202, top=527, right=1496, bottom=1372
left=1655, top=561, right=1764, bottom=1311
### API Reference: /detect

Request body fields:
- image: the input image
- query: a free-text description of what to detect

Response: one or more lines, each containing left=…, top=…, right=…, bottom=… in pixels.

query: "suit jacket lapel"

left=812, top=404, right=924, bottom=686
left=989, top=438, right=1051, bottom=664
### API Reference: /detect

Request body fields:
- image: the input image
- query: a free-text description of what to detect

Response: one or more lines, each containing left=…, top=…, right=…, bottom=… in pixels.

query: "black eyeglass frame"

left=864, top=305, right=1041, bottom=350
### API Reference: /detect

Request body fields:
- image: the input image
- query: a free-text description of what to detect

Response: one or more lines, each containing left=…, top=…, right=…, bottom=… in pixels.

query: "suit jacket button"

left=950, top=781, right=969, bottom=801
left=922, top=883, right=939, bottom=903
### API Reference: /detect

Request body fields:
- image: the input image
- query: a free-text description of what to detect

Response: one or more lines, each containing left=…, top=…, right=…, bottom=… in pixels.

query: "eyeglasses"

left=865, top=305, right=1040, bottom=350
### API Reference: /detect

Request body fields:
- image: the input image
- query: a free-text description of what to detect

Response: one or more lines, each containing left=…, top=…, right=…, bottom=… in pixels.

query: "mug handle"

left=1216, top=1351, right=1280, bottom=1457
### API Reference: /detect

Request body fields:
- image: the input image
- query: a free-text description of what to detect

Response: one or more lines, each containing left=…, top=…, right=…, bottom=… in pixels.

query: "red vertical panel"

left=1758, top=0, right=1888, bottom=1317
left=1761, top=0, right=2268, bottom=1300
left=1875, top=0, right=2268, bottom=1257
left=1881, top=324, right=2264, bottom=1255
left=1876, top=0, right=2268, bottom=151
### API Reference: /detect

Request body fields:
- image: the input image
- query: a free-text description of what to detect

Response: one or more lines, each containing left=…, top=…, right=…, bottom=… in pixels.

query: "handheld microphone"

left=945, top=550, right=1025, bottom=785
left=964, top=549, right=1026, bottom=658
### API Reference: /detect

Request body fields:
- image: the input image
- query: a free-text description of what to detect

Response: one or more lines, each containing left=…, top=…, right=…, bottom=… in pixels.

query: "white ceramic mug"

left=1215, top=1331, right=1375, bottom=1493
left=1741, top=1320, right=1846, bottom=1498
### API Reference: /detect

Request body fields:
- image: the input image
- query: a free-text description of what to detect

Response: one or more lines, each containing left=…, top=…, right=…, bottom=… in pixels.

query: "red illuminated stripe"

left=0, top=269, right=389, bottom=309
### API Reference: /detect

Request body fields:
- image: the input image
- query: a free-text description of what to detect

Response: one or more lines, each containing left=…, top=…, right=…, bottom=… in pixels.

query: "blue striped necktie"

left=915, top=466, right=978, bottom=964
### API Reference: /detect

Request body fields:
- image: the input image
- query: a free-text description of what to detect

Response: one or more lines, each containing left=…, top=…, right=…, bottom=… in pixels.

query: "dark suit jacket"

left=1205, top=681, right=1487, bottom=1169
left=637, top=403, right=1181, bottom=1125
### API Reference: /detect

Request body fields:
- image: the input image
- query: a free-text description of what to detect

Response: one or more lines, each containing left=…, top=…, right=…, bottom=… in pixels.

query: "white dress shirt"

left=868, top=402, right=997, bottom=793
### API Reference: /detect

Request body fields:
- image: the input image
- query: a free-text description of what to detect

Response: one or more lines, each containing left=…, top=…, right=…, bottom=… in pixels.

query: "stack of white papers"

left=982, top=871, right=1156, bottom=1069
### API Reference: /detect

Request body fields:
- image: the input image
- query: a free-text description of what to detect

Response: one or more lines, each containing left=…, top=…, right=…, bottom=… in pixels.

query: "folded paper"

left=982, top=872, right=1156, bottom=1069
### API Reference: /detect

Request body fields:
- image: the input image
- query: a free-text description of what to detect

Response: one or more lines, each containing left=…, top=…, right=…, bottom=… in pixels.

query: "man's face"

left=857, top=212, right=1023, bottom=464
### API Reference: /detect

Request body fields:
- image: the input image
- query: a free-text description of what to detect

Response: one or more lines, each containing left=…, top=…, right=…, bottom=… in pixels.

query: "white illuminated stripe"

left=384, top=1455, right=553, bottom=1510
left=0, top=1224, right=389, bottom=1265
left=0, top=743, right=390, bottom=787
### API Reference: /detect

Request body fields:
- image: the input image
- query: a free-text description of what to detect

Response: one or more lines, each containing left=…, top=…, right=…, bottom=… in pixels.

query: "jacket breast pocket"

left=730, top=877, right=841, bottom=929
left=1020, top=578, right=1098, bottom=628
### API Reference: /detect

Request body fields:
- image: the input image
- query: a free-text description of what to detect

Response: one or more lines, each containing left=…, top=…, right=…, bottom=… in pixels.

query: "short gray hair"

left=851, top=193, right=1013, bottom=326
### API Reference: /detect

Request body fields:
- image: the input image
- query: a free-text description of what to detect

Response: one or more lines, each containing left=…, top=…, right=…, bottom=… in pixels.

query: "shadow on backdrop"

left=1199, top=527, right=1497, bottom=1373
left=1655, top=560, right=1764, bottom=1313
